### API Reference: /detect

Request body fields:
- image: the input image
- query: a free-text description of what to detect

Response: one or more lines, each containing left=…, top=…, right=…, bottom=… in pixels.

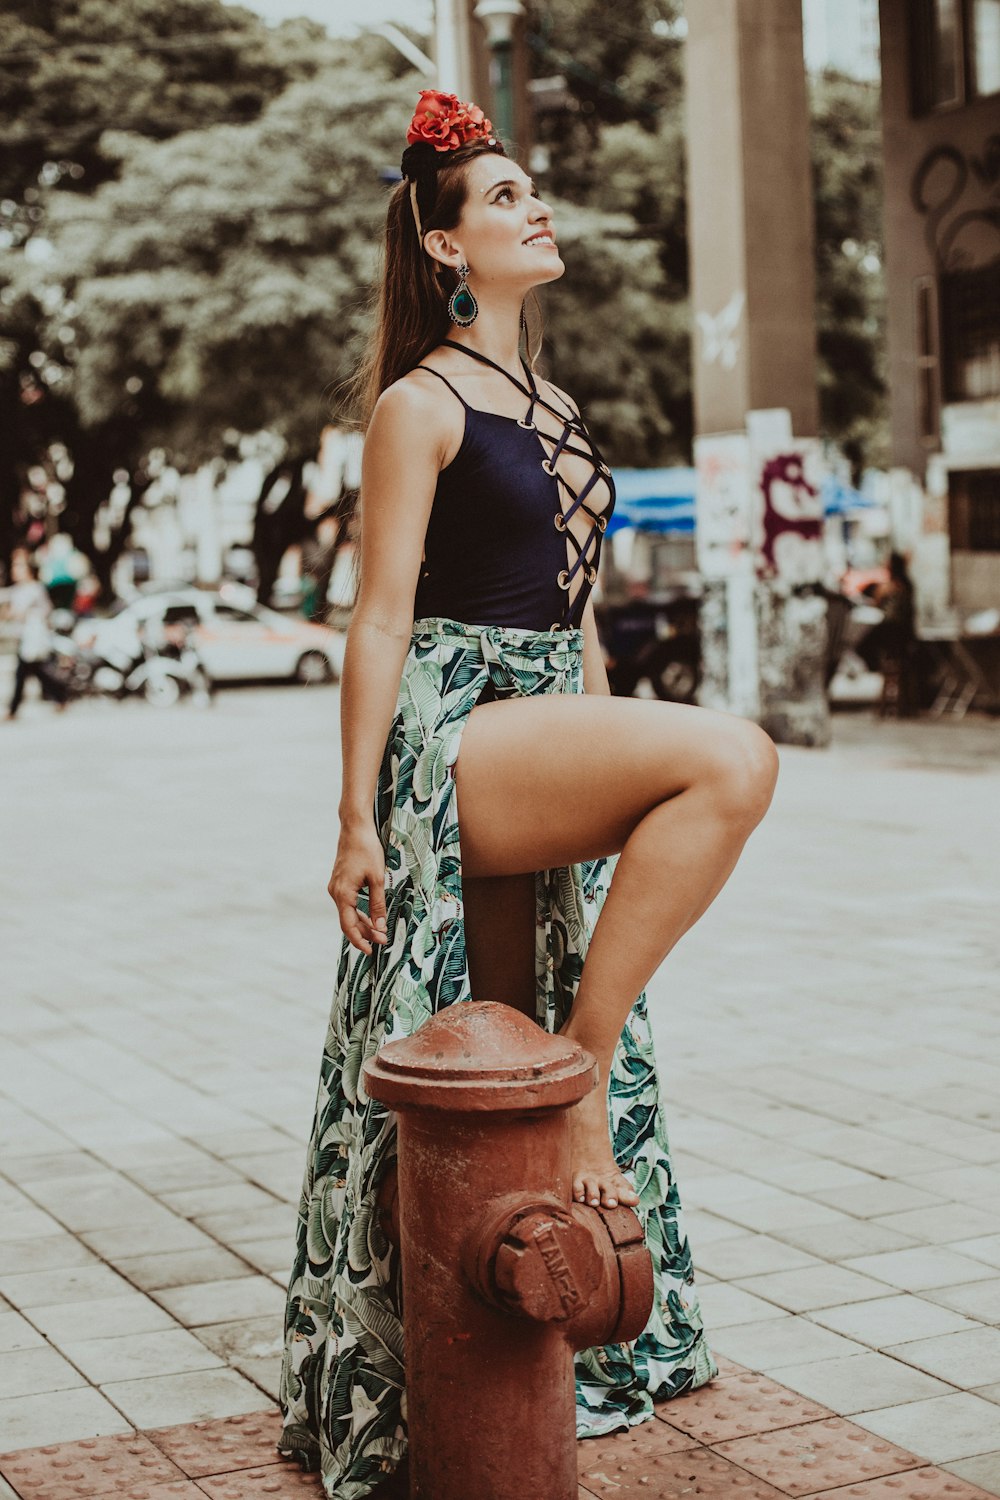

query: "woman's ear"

left=423, top=229, right=464, bottom=272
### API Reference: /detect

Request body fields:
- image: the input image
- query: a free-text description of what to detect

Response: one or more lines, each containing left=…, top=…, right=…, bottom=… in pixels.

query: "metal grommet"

left=557, top=570, right=571, bottom=590
left=599, top=463, right=611, bottom=477
left=553, top=512, right=567, bottom=531
left=597, top=515, right=608, bottom=532
left=517, top=418, right=537, bottom=430
left=586, top=565, right=598, bottom=584
left=541, top=458, right=556, bottom=476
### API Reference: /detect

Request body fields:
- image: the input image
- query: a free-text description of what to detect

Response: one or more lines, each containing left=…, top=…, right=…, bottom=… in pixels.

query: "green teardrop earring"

left=447, top=263, right=478, bottom=327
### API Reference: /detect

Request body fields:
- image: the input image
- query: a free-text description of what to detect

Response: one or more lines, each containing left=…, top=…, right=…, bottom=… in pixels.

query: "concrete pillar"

left=684, top=0, right=830, bottom=747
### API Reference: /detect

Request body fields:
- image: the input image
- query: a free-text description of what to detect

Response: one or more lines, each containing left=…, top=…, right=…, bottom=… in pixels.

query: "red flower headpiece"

left=406, top=89, right=496, bottom=153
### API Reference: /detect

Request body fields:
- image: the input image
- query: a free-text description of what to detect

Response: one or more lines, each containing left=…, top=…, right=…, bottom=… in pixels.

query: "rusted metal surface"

left=363, top=1001, right=654, bottom=1500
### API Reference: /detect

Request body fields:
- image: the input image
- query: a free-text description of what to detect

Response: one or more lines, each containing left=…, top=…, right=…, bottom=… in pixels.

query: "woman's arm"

left=581, top=598, right=611, bottom=696
left=331, top=376, right=455, bottom=954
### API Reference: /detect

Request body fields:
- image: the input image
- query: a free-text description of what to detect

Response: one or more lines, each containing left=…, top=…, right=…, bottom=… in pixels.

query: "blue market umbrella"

left=607, top=468, right=696, bottom=534
left=607, top=467, right=878, bottom=535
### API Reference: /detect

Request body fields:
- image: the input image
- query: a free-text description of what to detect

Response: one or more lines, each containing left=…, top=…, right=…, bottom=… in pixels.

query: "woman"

left=279, top=91, right=779, bottom=1498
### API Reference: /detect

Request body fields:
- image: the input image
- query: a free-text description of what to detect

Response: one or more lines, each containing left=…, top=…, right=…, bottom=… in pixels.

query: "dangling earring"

left=447, top=263, right=478, bottom=327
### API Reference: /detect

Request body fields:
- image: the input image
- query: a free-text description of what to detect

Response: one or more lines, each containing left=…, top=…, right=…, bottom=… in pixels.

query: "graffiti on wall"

left=912, top=137, right=1000, bottom=272
left=696, top=290, right=746, bottom=370
left=755, top=443, right=825, bottom=585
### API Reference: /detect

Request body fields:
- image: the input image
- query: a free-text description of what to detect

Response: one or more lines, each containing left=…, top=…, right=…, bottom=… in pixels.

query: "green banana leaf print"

left=279, top=616, right=716, bottom=1498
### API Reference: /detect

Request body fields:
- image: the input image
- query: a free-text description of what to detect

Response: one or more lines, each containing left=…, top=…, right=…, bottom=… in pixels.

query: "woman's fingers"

left=329, top=867, right=388, bottom=954
left=368, top=873, right=388, bottom=941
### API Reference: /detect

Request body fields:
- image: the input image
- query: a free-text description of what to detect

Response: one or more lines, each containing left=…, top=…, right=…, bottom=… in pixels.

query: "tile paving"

left=3, top=692, right=1000, bottom=1493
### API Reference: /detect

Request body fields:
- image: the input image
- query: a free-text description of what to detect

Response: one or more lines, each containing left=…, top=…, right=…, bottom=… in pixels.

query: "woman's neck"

left=444, top=295, right=524, bottom=380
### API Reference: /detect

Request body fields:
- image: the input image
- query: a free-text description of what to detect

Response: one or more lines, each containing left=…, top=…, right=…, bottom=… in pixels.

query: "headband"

left=402, top=89, right=500, bottom=241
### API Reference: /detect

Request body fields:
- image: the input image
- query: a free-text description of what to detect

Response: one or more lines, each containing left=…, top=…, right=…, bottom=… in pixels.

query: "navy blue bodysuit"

left=412, top=341, right=615, bottom=633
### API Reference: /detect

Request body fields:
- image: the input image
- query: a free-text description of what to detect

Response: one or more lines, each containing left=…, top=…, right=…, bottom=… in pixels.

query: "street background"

left=3, top=685, right=1000, bottom=1492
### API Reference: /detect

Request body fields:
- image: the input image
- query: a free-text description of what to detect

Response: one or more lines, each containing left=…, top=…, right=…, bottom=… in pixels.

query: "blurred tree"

left=8, top=62, right=409, bottom=590
left=0, top=0, right=409, bottom=586
left=810, top=73, right=888, bottom=478
left=0, top=0, right=334, bottom=209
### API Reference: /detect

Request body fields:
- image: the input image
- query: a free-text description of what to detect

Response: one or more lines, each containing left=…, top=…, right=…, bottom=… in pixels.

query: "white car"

left=81, top=587, right=343, bottom=685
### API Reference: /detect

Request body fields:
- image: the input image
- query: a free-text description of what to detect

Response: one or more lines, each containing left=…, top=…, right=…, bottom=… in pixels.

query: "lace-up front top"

left=412, top=341, right=615, bottom=632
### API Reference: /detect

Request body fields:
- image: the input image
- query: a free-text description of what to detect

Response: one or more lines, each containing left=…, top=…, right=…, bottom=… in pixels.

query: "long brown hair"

left=343, top=140, right=541, bottom=431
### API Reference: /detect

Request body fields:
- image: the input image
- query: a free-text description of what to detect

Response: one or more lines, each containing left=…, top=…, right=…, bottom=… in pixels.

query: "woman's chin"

left=530, top=256, right=566, bottom=286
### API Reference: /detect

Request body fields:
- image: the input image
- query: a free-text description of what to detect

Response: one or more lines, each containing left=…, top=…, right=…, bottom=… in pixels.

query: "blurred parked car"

left=80, top=587, right=342, bottom=685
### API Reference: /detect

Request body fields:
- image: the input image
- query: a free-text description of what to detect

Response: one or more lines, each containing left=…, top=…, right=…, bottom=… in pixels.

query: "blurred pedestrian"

left=3, top=550, right=70, bottom=720
left=873, top=551, right=918, bottom=716
left=38, top=532, right=88, bottom=611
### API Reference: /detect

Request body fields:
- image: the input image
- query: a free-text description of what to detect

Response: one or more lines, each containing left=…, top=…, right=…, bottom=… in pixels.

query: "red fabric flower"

left=406, top=89, right=495, bottom=152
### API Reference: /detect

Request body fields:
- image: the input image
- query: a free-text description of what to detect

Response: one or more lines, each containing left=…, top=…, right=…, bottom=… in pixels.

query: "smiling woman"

left=277, top=86, right=777, bottom=1500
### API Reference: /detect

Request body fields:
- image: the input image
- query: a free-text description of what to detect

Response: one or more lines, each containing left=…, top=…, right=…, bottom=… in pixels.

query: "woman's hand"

left=329, top=823, right=388, bottom=955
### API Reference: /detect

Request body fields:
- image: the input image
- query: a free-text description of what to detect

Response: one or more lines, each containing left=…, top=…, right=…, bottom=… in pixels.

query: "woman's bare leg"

left=455, top=694, right=778, bottom=1208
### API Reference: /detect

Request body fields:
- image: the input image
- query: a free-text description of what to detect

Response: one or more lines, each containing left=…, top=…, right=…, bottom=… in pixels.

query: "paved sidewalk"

left=1, top=688, right=999, bottom=1495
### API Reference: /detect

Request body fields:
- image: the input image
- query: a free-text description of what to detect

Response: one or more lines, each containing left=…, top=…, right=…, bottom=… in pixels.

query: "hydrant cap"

left=363, top=1001, right=597, bottom=1111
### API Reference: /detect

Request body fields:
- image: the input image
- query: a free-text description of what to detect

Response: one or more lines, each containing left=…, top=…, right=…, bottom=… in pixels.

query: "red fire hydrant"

left=362, top=1000, right=654, bottom=1500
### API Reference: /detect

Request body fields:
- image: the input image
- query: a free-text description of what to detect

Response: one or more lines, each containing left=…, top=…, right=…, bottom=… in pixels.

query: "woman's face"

left=429, top=155, right=563, bottom=294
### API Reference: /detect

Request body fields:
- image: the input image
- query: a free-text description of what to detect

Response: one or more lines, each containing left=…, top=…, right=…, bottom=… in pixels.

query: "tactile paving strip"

left=665, top=1370, right=833, bottom=1444
left=195, top=1462, right=341, bottom=1497
left=580, top=1446, right=791, bottom=1499
left=578, top=1416, right=720, bottom=1498
left=714, top=1418, right=924, bottom=1498
left=799, top=1468, right=999, bottom=1498
left=0, top=1434, right=185, bottom=1500
left=145, top=1412, right=282, bottom=1479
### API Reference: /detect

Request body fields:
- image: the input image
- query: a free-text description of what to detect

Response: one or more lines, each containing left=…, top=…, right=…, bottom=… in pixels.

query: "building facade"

left=879, top=0, right=1000, bottom=615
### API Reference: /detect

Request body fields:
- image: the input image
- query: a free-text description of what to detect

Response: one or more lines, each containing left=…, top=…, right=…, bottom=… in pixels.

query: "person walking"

left=873, top=550, right=919, bottom=717
left=279, top=91, right=779, bottom=1498
left=3, top=550, right=69, bottom=720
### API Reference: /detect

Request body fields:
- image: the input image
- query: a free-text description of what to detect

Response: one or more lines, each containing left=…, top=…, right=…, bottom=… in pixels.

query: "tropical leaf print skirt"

left=279, top=615, right=716, bottom=1499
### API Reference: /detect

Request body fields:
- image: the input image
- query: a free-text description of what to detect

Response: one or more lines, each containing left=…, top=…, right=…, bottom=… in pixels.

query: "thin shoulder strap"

left=413, top=364, right=471, bottom=410
left=440, top=338, right=538, bottom=399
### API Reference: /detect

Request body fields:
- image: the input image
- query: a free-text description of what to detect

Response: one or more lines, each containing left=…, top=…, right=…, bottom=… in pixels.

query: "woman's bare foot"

left=567, top=1084, right=640, bottom=1210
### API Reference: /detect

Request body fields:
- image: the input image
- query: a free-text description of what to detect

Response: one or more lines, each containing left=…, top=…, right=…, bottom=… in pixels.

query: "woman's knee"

left=701, top=718, right=779, bottom=828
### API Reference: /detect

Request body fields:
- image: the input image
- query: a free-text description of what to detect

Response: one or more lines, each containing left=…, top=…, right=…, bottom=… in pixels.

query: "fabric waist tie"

left=411, top=615, right=584, bottom=698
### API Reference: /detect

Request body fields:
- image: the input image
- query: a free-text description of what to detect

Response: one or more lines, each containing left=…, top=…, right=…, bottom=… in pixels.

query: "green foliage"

left=810, top=73, right=888, bottom=474
left=0, top=0, right=335, bottom=206
left=31, top=69, right=410, bottom=461
left=0, top=0, right=407, bottom=572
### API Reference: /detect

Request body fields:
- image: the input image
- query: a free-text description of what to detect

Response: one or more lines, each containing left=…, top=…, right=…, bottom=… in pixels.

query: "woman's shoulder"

left=372, top=367, right=461, bottom=438
left=368, top=365, right=465, bottom=472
